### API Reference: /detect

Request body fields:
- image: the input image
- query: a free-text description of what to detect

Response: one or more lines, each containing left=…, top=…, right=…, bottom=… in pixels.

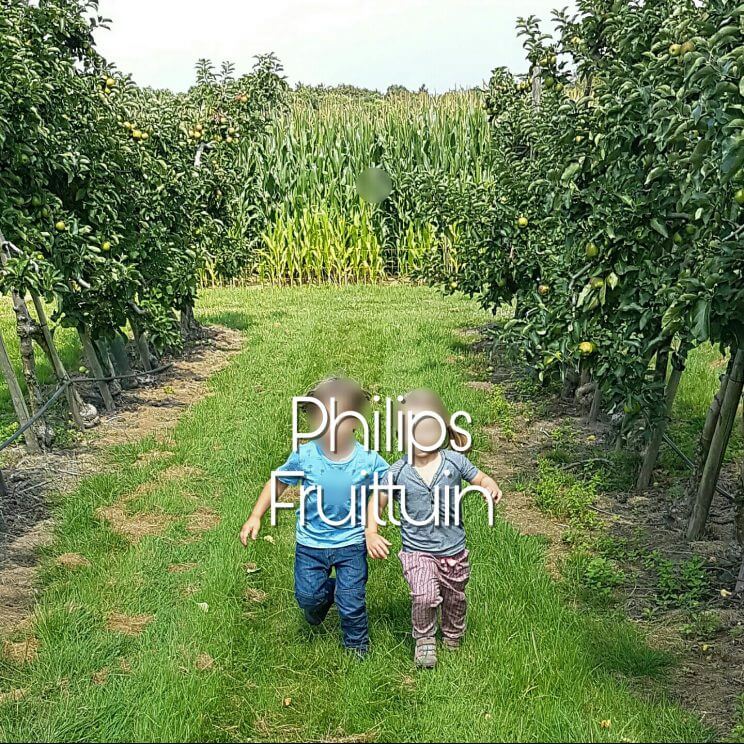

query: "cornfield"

left=222, top=89, right=495, bottom=284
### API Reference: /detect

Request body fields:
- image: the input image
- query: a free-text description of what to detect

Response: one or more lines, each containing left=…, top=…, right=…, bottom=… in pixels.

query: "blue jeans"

left=294, top=542, right=369, bottom=650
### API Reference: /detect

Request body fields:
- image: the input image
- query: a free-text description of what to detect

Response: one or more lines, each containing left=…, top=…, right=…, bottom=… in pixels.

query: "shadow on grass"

left=197, top=310, right=255, bottom=332
left=582, top=615, right=672, bottom=679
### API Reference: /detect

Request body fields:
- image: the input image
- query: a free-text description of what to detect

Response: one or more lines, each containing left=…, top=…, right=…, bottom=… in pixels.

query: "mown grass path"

left=0, top=286, right=709, bottom=742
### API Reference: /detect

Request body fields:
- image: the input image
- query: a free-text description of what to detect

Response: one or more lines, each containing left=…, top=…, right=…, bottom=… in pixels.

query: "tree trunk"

left=531, top=64, right=542, bottom=109
left=131, top=323, right=153, bottom=372
left=9, top=293, right=50, bottom=445
left=588, top=385, right=602, bottom=423
left=0, top=240, right=49, bottom=444
left=614, top=419, right=626, bottom=453
left=735, top=557, right=744, bottom=595
left=78, top=327, right=115, bottom=413
left=687, top=348, right=744, bottom=540
left=109, top=331, right=138, bottom=388
left=561, top=366, right=579, bottom=401
left=95, top=337, right=122, bottom=397
left=179, top=299, right=202, bottom=342
left=29, top=292, right=87, bottom=430
left=735, top=484, right=744, bottom=594
left=0, top=470, right=7, bottom=533
left=688, top=359, right=732, bottom=510
left=736, top=418, right=744, bottom=593
left=0, top=331, right=40, bottom=452
left=636, top=346, right=687, bottom=491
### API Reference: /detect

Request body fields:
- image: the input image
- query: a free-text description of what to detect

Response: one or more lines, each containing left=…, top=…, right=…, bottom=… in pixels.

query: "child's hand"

left=366, top=531, right=391, bottom=559
left=477, top=475, right=502, bottom=506
left=473, top=470, right=502, bottom=505
left=487, top=482, right=503, bottom=505
left=239, top=515, right=262, bottom=546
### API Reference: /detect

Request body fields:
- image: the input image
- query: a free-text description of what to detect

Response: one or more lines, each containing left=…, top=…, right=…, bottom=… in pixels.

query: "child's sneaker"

left=414, top=637, right=437, bottom=668
left=442, top=637, right=461, bottom=651
left=347, top=645, right=370, bottom=660
left=303, top=605, right=328, bottom=626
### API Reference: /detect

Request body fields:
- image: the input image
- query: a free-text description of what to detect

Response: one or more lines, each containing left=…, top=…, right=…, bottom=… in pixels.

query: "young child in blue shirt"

left=240, top=377, right=388, bottom=655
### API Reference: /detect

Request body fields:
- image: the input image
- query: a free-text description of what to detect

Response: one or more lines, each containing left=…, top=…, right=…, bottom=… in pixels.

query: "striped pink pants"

left=399, top=549, right=470, bottom=640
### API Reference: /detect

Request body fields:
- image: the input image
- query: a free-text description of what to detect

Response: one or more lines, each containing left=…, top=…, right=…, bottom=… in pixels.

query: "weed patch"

left=521, top=459, right=600, bottom=530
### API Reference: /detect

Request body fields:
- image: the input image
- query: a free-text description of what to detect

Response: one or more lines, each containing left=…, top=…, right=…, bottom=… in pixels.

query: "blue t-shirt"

left=276, top=441, right=389, bottom=549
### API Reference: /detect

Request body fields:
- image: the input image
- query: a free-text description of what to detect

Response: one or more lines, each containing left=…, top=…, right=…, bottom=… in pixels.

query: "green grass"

left=0, top=285, right=710, bottom=742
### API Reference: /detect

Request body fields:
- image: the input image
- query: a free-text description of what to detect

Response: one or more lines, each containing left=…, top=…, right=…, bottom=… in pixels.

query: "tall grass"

left=258, top=202, right=385, bottom=284
left=225, top=90, right=494, bottom=284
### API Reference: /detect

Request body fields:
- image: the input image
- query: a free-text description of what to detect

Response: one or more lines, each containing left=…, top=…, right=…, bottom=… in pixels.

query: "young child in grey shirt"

left=365, top=389, right=502, bottom=668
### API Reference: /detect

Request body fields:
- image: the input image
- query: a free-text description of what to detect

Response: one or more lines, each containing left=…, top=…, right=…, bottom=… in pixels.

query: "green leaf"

left=577, top=283, right=592, bottom=308
left=692, top=299, right=711, bottom=342
left=650, top=219, right=668, bottom=238
left=645, top=166, right=665, bottom=184
left=560, top=162, right=581, bottom=183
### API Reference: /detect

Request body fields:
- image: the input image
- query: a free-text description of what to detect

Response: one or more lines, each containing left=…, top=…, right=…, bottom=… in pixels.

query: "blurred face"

left=409, top=410, right=445, bottom=450
left=310, top=392, right=362, bottom=444
left=333, top=395, right=361, bottom=441
left=402, top=397, right=447, bottom=454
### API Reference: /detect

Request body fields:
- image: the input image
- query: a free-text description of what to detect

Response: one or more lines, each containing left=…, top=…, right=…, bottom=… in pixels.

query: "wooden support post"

left=696, top=362, right=730, bottom=480
left=636, top=347, right=687, bottom=491
left=687, top=348, right=744, bottom=540
left=29, top=292, right=86, bottom=430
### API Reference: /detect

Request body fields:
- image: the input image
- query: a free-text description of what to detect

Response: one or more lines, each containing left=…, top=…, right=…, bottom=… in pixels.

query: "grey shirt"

left=388, top=449, right=479, bottom=556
